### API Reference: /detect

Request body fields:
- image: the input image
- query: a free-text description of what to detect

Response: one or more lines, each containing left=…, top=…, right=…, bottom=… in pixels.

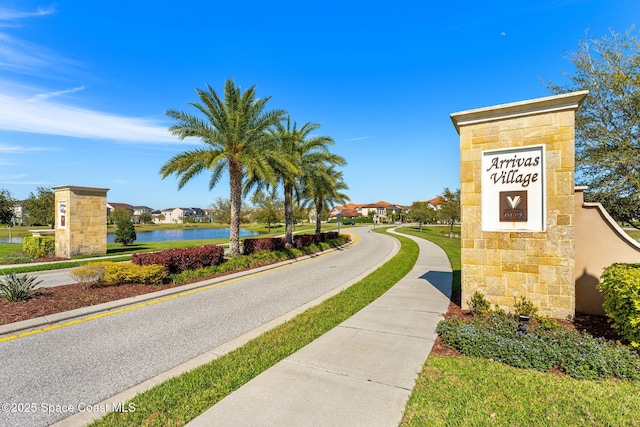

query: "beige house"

left=331, top=201, right=406, bottom=223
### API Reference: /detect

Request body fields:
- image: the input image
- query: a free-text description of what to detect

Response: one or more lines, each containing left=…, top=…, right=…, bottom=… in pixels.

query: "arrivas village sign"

left=481, top=145, right=545, bottom=232
left=451, top=91, right=589, bottom=318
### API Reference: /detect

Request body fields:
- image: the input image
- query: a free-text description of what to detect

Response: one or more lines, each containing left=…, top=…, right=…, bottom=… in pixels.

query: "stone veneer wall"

left=53, top=185, right=108, bottom=258
left=451, top=91, right=588, bottom=318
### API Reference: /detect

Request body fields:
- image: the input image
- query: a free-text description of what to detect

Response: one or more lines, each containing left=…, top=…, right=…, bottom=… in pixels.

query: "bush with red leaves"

left=132, top=245, right=225, bottom=275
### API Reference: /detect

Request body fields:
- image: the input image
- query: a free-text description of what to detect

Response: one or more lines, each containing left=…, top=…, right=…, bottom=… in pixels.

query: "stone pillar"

left=450, top=91, right=588, bottom=318
left=53, top=185, right=109, bottom=258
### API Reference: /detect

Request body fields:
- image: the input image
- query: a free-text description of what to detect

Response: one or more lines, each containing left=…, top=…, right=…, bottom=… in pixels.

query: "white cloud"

left=0, top=7, right=184, bottom=146
left=348, top=136, right=372, bottom=141
left=28, top=86, right=86, bottom=103
left=0, top=89, right=180, bottom=144
left=0, top=143, right=57, bottom=153
left=0, top=173, right=28, bottom=179
left=0, top=6, right=54, bottom=21
left=0, top=7, right=70, bottom=75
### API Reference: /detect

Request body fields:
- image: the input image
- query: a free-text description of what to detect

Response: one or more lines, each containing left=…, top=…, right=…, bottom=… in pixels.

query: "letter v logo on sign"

left=506, top=195, right=521, bottom=209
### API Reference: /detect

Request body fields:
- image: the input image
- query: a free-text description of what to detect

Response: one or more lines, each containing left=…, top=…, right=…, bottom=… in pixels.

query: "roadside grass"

left=397, top=226, right=461, bottom=291
left=91, top=229, right=418, bottom=426
left=398, top=226, right=640, bottom=426
left=401, top=356, right=640, bottom=426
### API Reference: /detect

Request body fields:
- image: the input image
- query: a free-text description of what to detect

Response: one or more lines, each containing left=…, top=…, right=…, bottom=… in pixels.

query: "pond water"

left=0, top=227, right=260, bottom=244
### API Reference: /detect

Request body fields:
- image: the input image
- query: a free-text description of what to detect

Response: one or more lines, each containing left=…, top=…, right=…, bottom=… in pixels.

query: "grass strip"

left=91, top=229, right=418, bottom=426
left=401, top=355, right=640, bottom=426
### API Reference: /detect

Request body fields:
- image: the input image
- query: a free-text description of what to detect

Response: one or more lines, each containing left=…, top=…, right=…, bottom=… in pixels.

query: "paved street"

left=0, top=228, right=396, bottom=427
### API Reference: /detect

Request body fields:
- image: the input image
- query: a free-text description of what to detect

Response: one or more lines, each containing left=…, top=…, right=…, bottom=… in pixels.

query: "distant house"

left=153, top=207, right=209, bottom=224
left=106, top=202, right=134, bottom=221
left=155, top=208, right=188, bottom=224
left=132, top=206, right=154, bottom=223
left=425, top=197, right=444, bottom=210
left=330, top=201, right=406, bottom=223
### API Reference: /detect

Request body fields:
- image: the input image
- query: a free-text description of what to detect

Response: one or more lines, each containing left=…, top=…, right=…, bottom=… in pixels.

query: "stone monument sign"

left=53, top=185, right=109, bottom=258
left=450, top=91, right=588, bottom=318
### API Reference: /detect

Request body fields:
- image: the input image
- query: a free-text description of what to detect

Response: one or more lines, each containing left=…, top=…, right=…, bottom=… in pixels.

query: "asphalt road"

left=0, top=227, right=396, bottom=427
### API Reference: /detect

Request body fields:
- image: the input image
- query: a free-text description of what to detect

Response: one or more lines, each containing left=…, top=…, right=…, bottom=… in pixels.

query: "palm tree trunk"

left=229, top=161, right=242, bottom=256
left=284, top=182, right=294, bottom=247
left=315, top=195, right=323, bottom=235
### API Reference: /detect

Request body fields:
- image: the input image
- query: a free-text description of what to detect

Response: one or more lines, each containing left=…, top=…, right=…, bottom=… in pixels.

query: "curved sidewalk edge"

left=0, top=237, right=359, bottom=338
left=185, top=228, right=453, bottom=427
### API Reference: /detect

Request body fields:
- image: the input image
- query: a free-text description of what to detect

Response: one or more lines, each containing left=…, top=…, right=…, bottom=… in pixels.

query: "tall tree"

left=161, top=79, right=286, bottom=255
left=252, top=188, right=283, bottom=233
left=546, top=27, right=640, bottom=227
left=108, top=207, right=131, bottom=224
left=0, top=189, right=15, bottom=239
left=262, top=118, right=344, bottom=246
left=302, top=164, right=349, bottom=235
left=209, top=197, right=251, bottom=224
left=23, top=186, right=54, bottom=227
left=409, top=201, right=436, bottom=232
left=438, top=187, right=461, bottom=237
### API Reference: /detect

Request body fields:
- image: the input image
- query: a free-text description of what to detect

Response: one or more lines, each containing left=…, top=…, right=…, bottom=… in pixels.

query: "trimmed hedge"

left=243, top=232, right=341, bottom=255
left=598, top=263, right=640, bottom=348
left=70, top=262, right=165, bottom=286
left=132, top=245, right=225, bottom=275
left=22, top=236, right=55, bottom=259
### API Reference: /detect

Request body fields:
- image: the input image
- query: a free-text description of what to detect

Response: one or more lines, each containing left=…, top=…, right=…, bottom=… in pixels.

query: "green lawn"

left=402, top=355, right=640, bottom=426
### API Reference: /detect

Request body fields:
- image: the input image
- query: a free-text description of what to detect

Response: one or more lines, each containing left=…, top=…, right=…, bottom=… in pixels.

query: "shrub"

left=243, top=232, right=346, bottom=255
left=71, top=262, right=165, bottom=286
left=598, top=263, right=640, bottom=347
left=114, top=219, right=137, bottom=246
left=133, top=245, right=225, bottom=275
left=69, top=263, right=107, bottom=289
left=513, top=295, right=538, bottom=318
left=436, top=312, right=640, bottom=380
left=0, top=252, right=34, bottom=265
left=22, top=236, right=55, bottom=259
left=102, top=263, right=165, bottom=285
left=243, top=237, right=287, bottom=255
left=468, top=291, right=492, bottom=317
left=0, top=273, right=42, bottom=301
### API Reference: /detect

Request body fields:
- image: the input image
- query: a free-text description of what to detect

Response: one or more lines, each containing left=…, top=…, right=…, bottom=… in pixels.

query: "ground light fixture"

left=517, top=314, right=530, bottom=334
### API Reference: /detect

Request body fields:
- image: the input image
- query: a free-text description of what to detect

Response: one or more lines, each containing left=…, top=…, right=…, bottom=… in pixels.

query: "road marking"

left=0, top=232, right=359, bottom=343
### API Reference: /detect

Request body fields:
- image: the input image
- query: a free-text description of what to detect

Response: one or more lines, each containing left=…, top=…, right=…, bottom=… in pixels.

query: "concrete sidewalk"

left=186, top=229, right=452, bottom=427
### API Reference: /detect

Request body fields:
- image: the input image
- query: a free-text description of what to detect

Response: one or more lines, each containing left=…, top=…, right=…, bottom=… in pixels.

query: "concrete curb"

left=0, top=238, right=356, bottom=337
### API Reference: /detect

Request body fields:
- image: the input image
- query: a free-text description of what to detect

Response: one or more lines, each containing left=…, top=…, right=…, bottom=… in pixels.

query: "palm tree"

left=252, top=117, right=343, bottom=246
left=302, top=164, right=350, bottom=235
left=160, top=79, right=286, bottom=255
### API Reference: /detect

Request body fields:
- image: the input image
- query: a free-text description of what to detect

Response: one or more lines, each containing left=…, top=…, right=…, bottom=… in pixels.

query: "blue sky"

left=0, top=1, right=637, bottom=210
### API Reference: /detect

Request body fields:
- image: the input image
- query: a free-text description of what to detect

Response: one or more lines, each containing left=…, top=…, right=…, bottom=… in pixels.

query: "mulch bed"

left=430, top=290, right=622, bottom=357
left=0, top=282, right=187, bottom=326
